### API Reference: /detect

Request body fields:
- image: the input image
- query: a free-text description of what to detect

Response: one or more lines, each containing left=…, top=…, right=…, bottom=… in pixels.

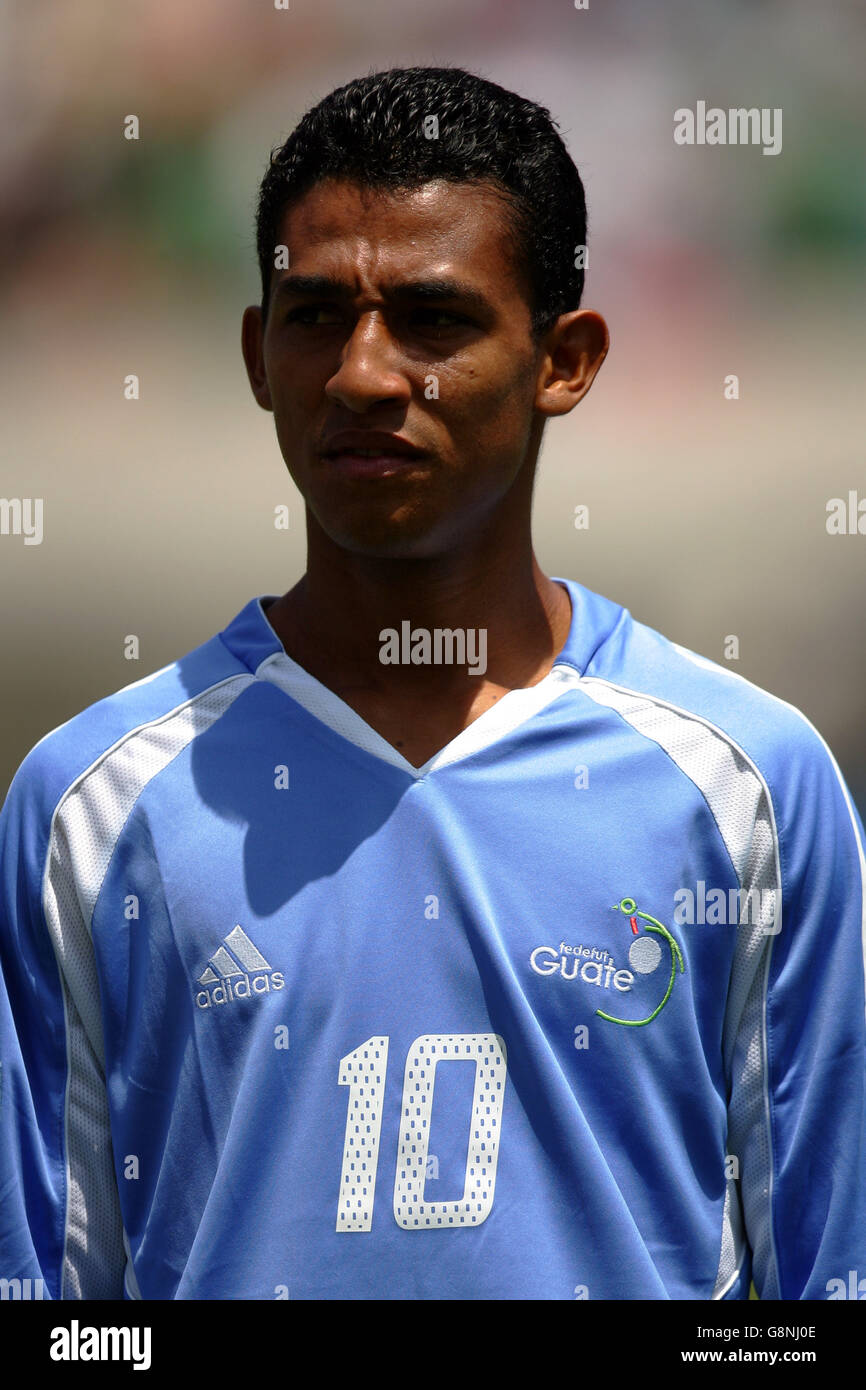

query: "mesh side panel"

left=713, top=1173, right=747, bottom=1297
left=715, top=1179, right=736, bottom=1294
left=42, top=675, right=252, bottom=1298
left=45, top=816, right=110, bottom=1070
left=723, top=802, right=778, bottom=1298
left=725, top=945, right=778, bottom=1299
left=578, top=677, right=781, bottom=1300
left=61, top=975, right=126, bottom=1299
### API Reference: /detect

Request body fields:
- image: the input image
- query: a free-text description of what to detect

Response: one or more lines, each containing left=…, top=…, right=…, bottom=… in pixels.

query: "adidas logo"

left=194, top=925, right=285, bottom=1009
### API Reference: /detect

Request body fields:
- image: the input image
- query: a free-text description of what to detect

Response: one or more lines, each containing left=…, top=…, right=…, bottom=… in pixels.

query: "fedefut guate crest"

left=597, top=897, right=685, bottom=1027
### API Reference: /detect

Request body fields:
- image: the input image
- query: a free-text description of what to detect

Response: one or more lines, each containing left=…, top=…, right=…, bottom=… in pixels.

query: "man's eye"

left=285, top=305, right=343, bottom=325
left=410, top=309, right=469, bottom=330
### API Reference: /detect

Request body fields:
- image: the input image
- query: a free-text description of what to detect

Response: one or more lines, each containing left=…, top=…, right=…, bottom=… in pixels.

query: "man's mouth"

left=321, top=430, right=424, bottom=456
left=332, top=448, right=410, bottom=458
left=321, top=450, right=427, bottom=479
left=319, top=432, right=428, bottom=477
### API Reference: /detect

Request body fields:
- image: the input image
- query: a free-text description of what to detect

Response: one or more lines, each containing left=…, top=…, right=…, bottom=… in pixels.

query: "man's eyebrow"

left=272, top=274, right=491, bottom=313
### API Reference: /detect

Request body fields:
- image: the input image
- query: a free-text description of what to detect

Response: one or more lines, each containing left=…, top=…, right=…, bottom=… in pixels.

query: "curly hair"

left=255, top=66, right=587, bottom=339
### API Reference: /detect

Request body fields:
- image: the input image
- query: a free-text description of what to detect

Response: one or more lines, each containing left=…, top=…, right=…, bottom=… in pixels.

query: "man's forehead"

left=278, top=177, right=517, bottom=271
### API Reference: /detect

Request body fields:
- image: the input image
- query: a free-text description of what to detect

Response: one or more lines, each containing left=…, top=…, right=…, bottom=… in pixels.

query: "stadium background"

left=1, top=0, right=864, bottom=822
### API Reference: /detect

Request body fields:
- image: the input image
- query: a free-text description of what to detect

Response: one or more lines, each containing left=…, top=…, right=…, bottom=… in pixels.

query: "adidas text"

left=196, top=971, right=285, bottom=1008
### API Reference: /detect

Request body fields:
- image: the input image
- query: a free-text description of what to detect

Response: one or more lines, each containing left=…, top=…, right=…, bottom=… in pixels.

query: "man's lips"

left=319, top=450, right=428, bottom=479
left=318, top=431, right=428, bottom=478
left=320, top=430, right=424, bottom=457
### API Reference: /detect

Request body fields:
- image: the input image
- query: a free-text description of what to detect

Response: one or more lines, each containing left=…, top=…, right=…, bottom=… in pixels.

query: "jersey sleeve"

left=0, top=749, right=126, bottom=1300
left=725, top=719, right=866, bottom=1300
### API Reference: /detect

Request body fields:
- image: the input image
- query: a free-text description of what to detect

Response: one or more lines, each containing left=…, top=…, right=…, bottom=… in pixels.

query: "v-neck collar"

left=255, top=643, right=580, bottom=777
left=221, top=577, right=624, bottom=779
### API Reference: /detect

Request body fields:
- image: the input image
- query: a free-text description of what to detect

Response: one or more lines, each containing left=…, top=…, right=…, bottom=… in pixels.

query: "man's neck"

left=265, top=548, right=572, bottom=703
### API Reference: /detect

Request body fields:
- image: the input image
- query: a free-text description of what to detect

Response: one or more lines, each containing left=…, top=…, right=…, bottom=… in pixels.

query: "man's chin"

left=309, top=505, right=457, bottom=561
left=319, top=528, right=451, bottom=561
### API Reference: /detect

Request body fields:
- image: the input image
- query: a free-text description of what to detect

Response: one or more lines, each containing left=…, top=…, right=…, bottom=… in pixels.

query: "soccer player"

left=1, top=66, right=864, bottom=1302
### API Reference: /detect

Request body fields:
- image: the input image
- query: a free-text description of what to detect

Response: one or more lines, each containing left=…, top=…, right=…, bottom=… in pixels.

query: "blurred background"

left=0, top=0, right=864, bottom=813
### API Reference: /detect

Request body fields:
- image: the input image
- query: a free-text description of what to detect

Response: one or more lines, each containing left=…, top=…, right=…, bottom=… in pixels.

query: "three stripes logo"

left=194, top=925, right=285, bottom=1009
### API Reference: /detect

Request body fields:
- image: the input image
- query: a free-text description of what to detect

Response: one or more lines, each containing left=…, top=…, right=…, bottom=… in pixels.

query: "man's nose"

left=324, top=313, right=411, bottom=413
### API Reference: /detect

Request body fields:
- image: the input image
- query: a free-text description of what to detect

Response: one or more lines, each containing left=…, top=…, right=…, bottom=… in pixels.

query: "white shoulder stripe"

left=43, top=673, right=254, bottom=956
left=575, top=673, right=782, bottom=914
left=40, top=672, right=253, bottom=1300
left=672, top=643, right=866, bottom=1006
left=564, top=670, right=782, bottom=1301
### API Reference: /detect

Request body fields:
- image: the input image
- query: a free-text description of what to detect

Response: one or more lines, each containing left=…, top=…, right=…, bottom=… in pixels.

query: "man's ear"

left=241, top=305, right=274, bottom=412
left=534, top=309, right=609, bottom=418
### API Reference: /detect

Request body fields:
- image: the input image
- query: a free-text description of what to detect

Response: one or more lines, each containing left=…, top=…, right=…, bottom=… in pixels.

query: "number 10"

left=336, top=1032, right=507, bottom=1232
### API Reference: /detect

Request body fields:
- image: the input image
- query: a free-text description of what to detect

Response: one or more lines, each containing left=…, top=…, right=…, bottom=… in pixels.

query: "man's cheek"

left=435, top=362, right=527, bottom=420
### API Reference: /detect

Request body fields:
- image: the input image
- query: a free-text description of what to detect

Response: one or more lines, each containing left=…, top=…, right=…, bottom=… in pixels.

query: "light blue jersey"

left=2, top=577, right=865, bottom=1300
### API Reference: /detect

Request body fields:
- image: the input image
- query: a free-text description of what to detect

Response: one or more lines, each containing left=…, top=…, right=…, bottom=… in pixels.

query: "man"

left=1, top=66, right=864, bottom=1301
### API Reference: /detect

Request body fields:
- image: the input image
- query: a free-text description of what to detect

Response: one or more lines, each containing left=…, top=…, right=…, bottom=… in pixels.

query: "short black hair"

left=255, top=66, right=587, bottom=339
